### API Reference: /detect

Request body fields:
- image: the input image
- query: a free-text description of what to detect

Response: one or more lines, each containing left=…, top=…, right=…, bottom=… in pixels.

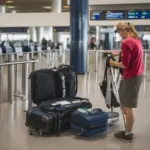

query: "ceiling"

left=0, top=0, right=70, bottom=13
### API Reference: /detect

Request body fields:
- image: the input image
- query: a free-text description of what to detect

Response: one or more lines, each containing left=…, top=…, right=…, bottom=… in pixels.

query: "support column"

left=48, top=27, right=53, bottom=41
left=0, top=5, right=5, bottom=14
left=53, top=32, right=63, bottom=43
left=52, top=0, right=62, bottom=13
left=70, top=0, right=89, bottom=74
left=52, top=0, right=62, bottom=42
left=29, top=27, right=37, bottom=42
left=36, top=27, right=44, bottom=44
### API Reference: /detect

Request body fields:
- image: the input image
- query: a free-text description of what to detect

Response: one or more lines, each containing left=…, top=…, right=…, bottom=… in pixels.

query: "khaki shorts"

left=119, top=75, right=143, bottom=108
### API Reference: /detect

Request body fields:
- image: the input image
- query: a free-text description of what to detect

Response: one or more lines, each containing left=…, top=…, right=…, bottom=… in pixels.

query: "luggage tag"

left=72, top=100, right=81, bottom=104
left=52, top=101, right=71, bottom=106
left=77, top=108, right=89, bottom=114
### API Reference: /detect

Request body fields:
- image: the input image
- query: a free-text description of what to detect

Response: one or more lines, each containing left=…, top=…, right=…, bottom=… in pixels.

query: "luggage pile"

left=25, top=65, right=109, bottom=136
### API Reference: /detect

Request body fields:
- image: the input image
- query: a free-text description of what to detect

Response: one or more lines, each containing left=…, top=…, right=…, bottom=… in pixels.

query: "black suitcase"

left=29, top=65, right=77, bottom=105
left=26, top=107, right=58, bottom=136
left=29, top=69, right=57, bottom=105
left=26, top=97, right=92, bottom=136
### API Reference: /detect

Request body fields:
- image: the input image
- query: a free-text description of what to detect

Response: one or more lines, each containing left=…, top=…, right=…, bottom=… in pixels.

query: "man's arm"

left=110, top=60, right=126, bottom=68
left=110, top=43, right=131, bottom=68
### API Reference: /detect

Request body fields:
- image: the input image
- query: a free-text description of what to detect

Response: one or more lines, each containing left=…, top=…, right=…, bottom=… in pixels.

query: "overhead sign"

left=90, top=9, right=150, bottom=20
left=0, top=27, right=28, bottom=33
left=105, top=11, right=125, bottom=20
left=53, top=27, right=69, bottom=32
left=135, top=25, right=150, bottom=31
left=128, top=10, right=150, bottom=19
left=90, top=11, right=103, bottom=20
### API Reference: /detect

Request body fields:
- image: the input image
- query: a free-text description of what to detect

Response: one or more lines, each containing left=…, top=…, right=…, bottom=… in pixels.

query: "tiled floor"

left=0, top=65, right=150, bottom=150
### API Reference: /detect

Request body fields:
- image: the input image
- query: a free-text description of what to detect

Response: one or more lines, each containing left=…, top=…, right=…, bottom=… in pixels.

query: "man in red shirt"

left=110, top=21, right=144, bottom=141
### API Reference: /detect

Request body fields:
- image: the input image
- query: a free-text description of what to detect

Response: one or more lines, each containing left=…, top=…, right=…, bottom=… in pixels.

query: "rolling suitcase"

left=26, top=97, right=92, bottom=136
left=26, top=107, right=59, bottom=136
left=70, top=109, right=108, bottom=136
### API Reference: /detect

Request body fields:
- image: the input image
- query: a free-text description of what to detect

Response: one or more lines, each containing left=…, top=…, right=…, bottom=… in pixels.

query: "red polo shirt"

left=121, top=37, right=144, bottom=79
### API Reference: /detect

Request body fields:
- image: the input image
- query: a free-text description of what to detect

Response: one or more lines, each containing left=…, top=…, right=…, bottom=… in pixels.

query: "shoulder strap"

left=103, top=64, right=108, bottom=81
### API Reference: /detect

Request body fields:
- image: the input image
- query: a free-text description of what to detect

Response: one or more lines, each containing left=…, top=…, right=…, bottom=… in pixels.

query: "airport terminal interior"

left=0, top=0, right=150, bottom=150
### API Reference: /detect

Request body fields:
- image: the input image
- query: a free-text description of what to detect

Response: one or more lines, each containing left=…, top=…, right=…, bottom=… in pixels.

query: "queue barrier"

left=0, top=58, right=39, bottom=104
left=88, top=49, right=150, bottom=75
left=0, top=48, right=149, bottom=105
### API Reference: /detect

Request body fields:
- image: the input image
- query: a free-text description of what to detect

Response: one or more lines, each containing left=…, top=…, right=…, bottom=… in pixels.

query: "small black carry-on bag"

left=25, top=65, right=92, bottom=136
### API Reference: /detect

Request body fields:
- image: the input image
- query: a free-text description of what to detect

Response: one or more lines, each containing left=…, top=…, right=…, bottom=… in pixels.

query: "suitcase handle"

left=92, top=109, right=102, bottom=112
left=87, top=109, right=103, bottom=115
left=74, top=97, right=89, bottom=101
left=59, top=64, right=73, bottom=70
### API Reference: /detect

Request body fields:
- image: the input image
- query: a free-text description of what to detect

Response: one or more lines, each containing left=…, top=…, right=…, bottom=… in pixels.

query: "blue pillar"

left=70, top=0, right=89, bottom=74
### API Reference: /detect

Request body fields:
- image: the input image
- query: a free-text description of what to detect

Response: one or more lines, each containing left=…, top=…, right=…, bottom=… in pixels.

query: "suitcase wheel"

left=28, top=128, right=33, bottom=136
left=39, top=130, right=43, bottom=136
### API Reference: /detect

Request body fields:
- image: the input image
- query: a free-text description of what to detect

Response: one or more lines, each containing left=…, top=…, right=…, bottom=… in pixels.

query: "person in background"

left=41, top=37, right=47, bottom=51
left=90, top=37, right=96, bottom=50
left=67, top=38, right=70, bottom=49
left=110, top=21, right=144, bottom=141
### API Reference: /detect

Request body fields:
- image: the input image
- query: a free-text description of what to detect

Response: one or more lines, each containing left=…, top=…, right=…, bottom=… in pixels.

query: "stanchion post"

left=99, top=51, right=103, bottom=73
left=55, top=50, right=58, bottom=68
left=62, top=49, right=66, bottom=64
left=28, top=61, right=38, bottom=111
left=49, top=50, right=52, bottom=67
left=52, top=51, right=55, bottom=68
left=0, top=55, right=3, bottom=102
left=22, top=53, right=29, bottom=100
left=144, top=52, right=147, bottom=76
left=15, top=54, right=19, bottom=95
left=38, top=51, right=42, bottom=68
left=87, top=50, right=90, bottom=72
left=8, top=54, right=15, bottom=103
left=95, top=50, right=98, bottom=72
left=46, top=50, right=49, bottom=68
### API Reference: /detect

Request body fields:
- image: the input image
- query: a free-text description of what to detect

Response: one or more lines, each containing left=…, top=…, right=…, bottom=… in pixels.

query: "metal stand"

left=0, top=55, right=3, bottom=103
left=21, top=53, right=30, bottom=100
left=8, top=54, right=15, bottom=103
left=62, top=49, right=66, bottom=64
left=95, top=51, right=98, bottom=72
left=26, top=61, right=38, bottom=112
left=144, top=52, right=147, bottom=76
left=15, top=54, right=20, bottom=98
left=38, top=51, right=42, bottom=68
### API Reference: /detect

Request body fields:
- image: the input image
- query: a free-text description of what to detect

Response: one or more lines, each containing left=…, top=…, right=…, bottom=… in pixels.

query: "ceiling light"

left=43, top=6, right=52, bottom=9
left=6, top=1, right=14, bottom=3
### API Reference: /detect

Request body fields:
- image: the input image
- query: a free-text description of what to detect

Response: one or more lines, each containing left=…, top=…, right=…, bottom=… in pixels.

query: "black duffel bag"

left=29, top=65, right=78, bottom=105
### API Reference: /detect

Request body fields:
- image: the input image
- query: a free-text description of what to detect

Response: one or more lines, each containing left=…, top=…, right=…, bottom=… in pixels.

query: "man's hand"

left=109, top=59, right=115, bottom=67
left=109, top=59, right=126, bottom=68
